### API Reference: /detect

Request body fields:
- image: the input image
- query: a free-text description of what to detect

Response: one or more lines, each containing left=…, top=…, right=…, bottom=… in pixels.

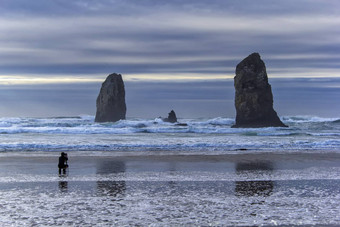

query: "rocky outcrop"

left=95, top=73, right=126, bottom=122
left=163, top=110, right=177, bottom=123
left=232, top=53, right=287, bottom=128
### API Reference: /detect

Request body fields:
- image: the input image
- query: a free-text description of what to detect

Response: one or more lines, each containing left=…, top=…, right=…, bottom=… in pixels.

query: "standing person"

left=58, top=152, right=68, bottom=175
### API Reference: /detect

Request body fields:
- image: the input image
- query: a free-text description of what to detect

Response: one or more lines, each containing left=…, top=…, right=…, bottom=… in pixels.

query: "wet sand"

left=1, top=151, right=340, bottom=173
left=0, top=151, right=340, bottom=225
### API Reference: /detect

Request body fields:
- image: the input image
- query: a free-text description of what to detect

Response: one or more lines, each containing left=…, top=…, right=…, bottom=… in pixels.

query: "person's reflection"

left=58, top=181, right=68, bottom=193
left=96, top=160, right=126, bottom=197
left=235, top=162, right=274, bottom=197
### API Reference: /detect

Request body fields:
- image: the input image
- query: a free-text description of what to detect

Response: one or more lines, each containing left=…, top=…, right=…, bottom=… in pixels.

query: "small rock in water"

left=163, top=110, right=177, bottom=123
left=176, top=123, right=188, bottom=126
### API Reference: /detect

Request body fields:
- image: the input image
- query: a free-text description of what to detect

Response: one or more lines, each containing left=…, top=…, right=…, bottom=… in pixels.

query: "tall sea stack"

left=95, top=73, right=126, bottom=122
left=233, top=53, right=287, bottom=128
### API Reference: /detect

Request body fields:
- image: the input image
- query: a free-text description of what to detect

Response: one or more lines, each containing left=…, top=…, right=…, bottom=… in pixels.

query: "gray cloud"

left=1, top=0, right=340, bottom=79
left=1, top=1, right=339, bottom=17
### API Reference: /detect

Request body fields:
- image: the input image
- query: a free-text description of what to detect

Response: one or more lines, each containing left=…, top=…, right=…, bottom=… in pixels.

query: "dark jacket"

left=58, top=155, right=68, bottom=168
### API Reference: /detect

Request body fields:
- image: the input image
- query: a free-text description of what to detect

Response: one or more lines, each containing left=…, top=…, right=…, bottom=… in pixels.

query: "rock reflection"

left=97, top=181, right=126, bottom=197
left=235, top=180, right=274, bottom=197
left=96, top=160, right=126, bottom=197
left=58, top=181, right=68, bottom=193
left=235, top=162, right=274, bottom=197
left=96, top=160, right=126, bottom=174
left=235, top=162, right=274, bottom=171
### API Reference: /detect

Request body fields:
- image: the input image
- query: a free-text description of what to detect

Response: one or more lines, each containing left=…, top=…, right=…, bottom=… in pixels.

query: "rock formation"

left=232, top=53, right=287, bottom=128
left=163, top=110, right=177, bottom=123
left=95, top=73, right=126, bottom=122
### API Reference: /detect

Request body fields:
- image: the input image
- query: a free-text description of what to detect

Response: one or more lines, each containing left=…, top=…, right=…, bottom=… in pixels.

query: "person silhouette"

left=58, top=152, right=68, bottom=175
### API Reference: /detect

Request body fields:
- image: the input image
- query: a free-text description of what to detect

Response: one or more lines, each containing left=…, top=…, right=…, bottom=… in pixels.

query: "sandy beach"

left=0, top=151, right=339, bottom=226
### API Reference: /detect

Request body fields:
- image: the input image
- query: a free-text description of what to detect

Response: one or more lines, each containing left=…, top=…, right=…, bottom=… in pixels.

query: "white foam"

left=0, top=115, right=339, bottom=153
left=282, top=115, right=339, bottom=123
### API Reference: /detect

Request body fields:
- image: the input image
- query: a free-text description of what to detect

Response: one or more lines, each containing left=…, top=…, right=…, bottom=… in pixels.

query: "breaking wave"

left=0, top=115, right=338, bottom=135
left=0, top=115, right=339, bottom=153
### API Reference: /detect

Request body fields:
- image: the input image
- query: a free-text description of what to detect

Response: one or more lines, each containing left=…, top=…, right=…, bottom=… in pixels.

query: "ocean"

left=0, top=115, right=339, bottom=225
left=0, top=115, right=339, bottom=154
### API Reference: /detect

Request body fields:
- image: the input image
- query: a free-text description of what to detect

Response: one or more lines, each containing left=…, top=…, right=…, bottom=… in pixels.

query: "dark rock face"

left=233, top=53, right=287, bottom=128
left=95, top=73, right=126, bottom=122
left=163, top=110, right=177, bottom=123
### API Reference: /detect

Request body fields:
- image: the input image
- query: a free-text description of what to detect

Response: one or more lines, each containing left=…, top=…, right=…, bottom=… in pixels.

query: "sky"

left=0, top=0, right=339, bottom=118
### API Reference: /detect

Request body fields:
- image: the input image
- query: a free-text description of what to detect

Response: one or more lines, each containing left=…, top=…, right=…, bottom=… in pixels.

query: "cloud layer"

left=1, top=0, right=340, bottom=81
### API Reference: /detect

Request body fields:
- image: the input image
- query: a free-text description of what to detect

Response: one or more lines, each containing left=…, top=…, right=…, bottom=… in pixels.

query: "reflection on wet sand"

left=58, top=181, right=68, bottom=193
left=235, top=162, right=274, bottom=171
left=235, top=162, right=274, bottom=197
left=235, top=181, right=274, bottom=197
left=96, top=160, right=126, bottom=197
left=97, top=181, right=126, bottom=197
left=96, top=160, right=126, bottom=174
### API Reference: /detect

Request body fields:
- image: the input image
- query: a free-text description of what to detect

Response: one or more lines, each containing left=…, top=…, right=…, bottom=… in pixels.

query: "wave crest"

left=0, top=115, right=338, bottom=135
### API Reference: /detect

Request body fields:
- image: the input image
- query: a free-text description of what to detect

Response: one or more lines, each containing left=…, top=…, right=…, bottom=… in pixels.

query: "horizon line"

left=0, top=73, right=340, bottom=85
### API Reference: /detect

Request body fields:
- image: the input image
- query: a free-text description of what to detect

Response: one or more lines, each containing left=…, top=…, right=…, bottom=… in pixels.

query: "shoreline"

left=0, top=150, right=339, bottom=178
left=0, top=149, right=340, bottom=162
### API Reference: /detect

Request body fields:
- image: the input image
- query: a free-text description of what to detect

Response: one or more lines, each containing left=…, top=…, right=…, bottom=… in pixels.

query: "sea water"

left=0, top=115, right=339, bottom=154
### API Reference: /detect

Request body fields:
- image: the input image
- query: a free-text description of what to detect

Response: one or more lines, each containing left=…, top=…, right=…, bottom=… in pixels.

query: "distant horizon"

left=0, top=77, right=339, bottom=119
left=1, top=115, right=340, bottom=120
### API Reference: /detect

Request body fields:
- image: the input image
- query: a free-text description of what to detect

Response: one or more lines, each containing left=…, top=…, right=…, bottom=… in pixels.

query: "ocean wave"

left=0, top=138, right=339, bottom=153
left=200, top=117, right=235, bottom=126
left=0, top=115, right=338, bottom=135
left=282, top=115, right=340, bottom=123
left=0, top=115, right=338, bottom=153
left=332, top=119, right=340, bottom=124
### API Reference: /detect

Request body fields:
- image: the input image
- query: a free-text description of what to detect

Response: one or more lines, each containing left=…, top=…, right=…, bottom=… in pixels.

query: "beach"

left=1, top=151, right=339, bottom=226
left=0, top=116, right=339, bottom=225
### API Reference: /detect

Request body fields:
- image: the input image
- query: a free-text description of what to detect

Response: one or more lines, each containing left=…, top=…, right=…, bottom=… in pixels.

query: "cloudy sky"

left=0, top=0, right=339, bottom=118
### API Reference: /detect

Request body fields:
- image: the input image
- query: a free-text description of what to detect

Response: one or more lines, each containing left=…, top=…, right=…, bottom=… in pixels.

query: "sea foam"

left=0, top=116, right=338, bottom=153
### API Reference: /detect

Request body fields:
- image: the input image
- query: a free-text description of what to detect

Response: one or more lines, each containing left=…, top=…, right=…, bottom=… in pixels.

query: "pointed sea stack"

left=163, top=110, right=177, bottom=123
left=95, top=73, right=126, bottom=122
left=232, top=53, right=287, bottom=128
